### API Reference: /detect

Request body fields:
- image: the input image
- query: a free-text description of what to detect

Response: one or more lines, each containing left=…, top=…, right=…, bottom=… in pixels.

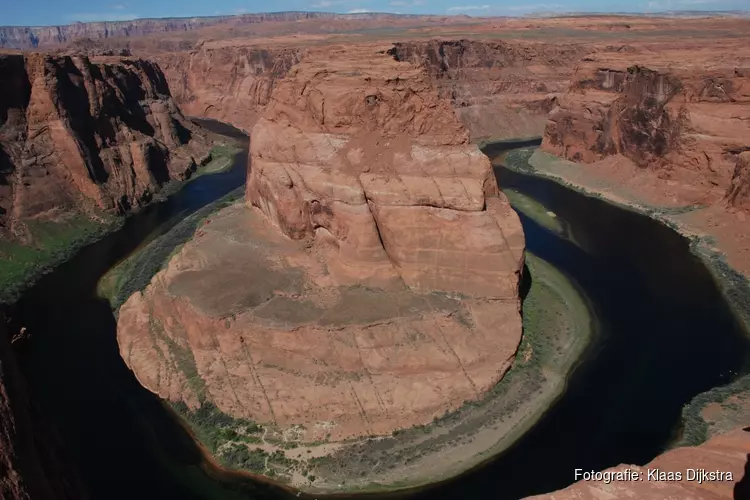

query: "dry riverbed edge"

left=503, top=148, right=750, bottom=450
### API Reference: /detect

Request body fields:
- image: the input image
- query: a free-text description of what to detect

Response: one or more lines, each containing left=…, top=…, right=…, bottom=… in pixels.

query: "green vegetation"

left=221, top=443, right=268, bottom=472
left=504, top=148, right=703, bottom=225
left=0, top=214, right=120, bottom=304
left=171, top=401, right=263, bottom=454
left=200, top=144, right=242, bottom=176
left=504, top=148, right=537, bottom=174
left=1, top=141, right=243, bottom=307
left=504, top=188, right=564, bottom=235
left=677, top=373, right=750, bottom=447
left=171, top=400, right=308, bottom=480
left=694, top=241, right=750, bottom=334
left=98, top=186, right=244, bottom=310
left=502, top=188, right=584, bottom=249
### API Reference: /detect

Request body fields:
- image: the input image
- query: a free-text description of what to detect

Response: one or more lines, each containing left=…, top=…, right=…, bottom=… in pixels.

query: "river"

left=8, top=130, right=750, bottom=500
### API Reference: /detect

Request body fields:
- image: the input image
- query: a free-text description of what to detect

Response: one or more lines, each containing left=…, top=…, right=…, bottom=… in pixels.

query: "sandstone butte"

left=116, top=44, right=525, bottom=444
left=0, top=52, right=210, bottom=238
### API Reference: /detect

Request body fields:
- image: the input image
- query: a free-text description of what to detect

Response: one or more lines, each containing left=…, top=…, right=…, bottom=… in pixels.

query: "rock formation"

left=247, top=44, right=525, bottom=297
left=727, top=151, right=750, bottom=210
left=389, top=40, right=587, bottom=142
left=117, top=44, right=524, bottom=444
left=155, top=38, right=585, bottom=143
left=0, top=53, right=209, bottom=237
left=155, top=42, right=302, bottom=133
left=541, top=46, right=750, bottom=207
left=527, top=426, right=750, bottom=500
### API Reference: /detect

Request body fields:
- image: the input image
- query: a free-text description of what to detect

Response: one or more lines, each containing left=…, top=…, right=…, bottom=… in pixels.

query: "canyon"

left=147, top=38, right=586, bottom=140
left=0, top=52, right=210, bottom=238
left=535, top=37, right=750, bottom=275
left=387, top=40, right=586, bottom=143
left=116, top=43, right=527, bottom=487
left=0, top=11, right=749, bottom=500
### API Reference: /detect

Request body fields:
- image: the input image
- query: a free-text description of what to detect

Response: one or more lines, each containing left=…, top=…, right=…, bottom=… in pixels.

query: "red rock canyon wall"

left=0, top=53, right=209, bottom=237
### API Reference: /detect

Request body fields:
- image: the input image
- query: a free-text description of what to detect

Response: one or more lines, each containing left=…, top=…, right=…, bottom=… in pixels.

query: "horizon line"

left=2, top=9, right=749, bottom=29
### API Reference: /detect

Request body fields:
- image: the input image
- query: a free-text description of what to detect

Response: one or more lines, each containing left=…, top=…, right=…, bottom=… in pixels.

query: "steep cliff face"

left=388, top=40, right=587, bottom=142
left=248, top=43, right=524, bottom=298
left=0, top=53, right=209, bottom=237
left=527, top=426, right=750, bottom=500
left=153, top=39, right=584, bottom=142
left=117, top=45, right=524, bottom=449
left=541, top=50, right=750, bottom=206
left=155, top=42, right=302, bottom=132
left=0, top=316, right=87, bottom=500
left=727, top=151, right=750, bottom=210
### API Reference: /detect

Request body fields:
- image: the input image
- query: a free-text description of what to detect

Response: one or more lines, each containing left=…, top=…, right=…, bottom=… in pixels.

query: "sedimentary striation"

left=155, top=42, right=302, bottom=132
left=117, top=44, right=525, bottom=444
left=727, top=151, right=750, bottom=211
left=541, top=44, right=750, bottom=208
left=0, top=53, right=209, bottom=238
left=247, top=44, right=525, bottom=297
left=528, top=426, right=750, bottom=500
left=155, top=38, right=584, bottom=142
left=388, top=40, right=586, bottom=142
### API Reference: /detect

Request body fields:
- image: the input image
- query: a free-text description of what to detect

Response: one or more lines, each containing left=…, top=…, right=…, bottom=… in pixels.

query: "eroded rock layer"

left=389, top=40, right=587, bottom=142
left=156, top=39, right=585, bottom=143
left=541, top=46, right=750, bottom=207
left=117, top=45, right=525, bottom=442
left=0, top=53, right=209, bottom=236
left=155, top=42, right=302, bottom=132
left=728, top=151, right=750, bottom=211
left=247, top=44, right=525, bottom=298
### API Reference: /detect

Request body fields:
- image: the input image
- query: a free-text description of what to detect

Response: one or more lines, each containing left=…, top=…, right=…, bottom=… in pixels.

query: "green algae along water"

left=7, top=131, right=750, bottom=500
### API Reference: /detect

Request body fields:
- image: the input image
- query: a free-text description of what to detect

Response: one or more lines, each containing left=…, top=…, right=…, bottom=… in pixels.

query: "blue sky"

left=2, top=0, right=747, bottom=26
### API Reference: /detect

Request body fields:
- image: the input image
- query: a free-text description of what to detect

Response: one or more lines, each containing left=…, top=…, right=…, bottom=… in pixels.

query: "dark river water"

left=9, top=131, right=750, bottom=500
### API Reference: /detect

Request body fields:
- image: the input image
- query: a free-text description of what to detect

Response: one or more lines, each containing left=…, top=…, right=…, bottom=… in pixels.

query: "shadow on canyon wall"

left=11, top=288, right=293, bottom=500
left=7, top=119, right=296, bottom=500
left=736, top=427, right=750, bottom=500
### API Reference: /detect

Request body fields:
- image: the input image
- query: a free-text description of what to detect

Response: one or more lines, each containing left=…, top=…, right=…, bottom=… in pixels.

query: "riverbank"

left=123, top=218, right=591, bottom=496
left=0, top=136, right=243, bottom=307
left=500, top=147, right=750, bottom=451
left=97, top=186, right=245, bottom=310
left=505, top=148, right=750, bottom=332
